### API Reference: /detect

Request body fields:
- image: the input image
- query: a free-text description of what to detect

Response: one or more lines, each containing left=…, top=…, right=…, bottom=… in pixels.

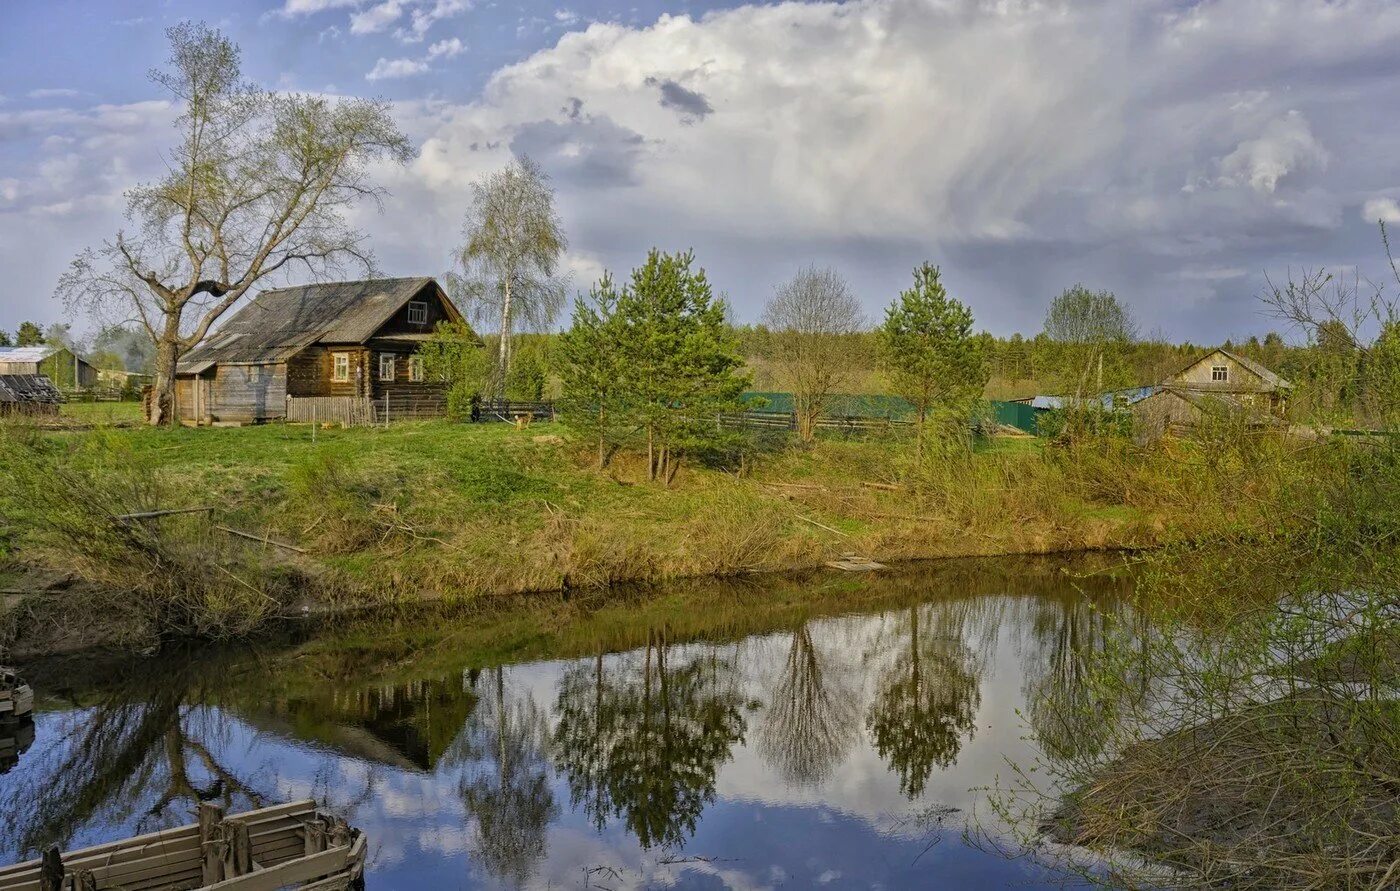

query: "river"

left=0, top=555, right=1140, bottom=888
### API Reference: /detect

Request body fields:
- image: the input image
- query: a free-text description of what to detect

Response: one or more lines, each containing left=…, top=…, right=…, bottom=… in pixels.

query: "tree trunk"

left=150, top=328, right=181, bottom=427
left=647, top=426, right=656, bottom=482
left=597, top=406, right=608, bottom=470
left=497, top=277, right=513, bottom=399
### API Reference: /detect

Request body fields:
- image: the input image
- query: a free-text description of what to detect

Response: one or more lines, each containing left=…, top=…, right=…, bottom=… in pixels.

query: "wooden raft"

left=0, top=668, right=33, bottom=721
left=0, top=800, right=367, bottom=891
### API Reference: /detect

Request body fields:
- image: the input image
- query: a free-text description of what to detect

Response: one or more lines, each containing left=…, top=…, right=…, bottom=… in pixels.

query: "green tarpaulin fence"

left=740, top=392, right=1040, bottom=434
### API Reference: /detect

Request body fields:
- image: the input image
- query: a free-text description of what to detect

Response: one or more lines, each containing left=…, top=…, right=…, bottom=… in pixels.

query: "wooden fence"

left=719, top=409, right=914, bottom=432
left=285, top=395, right=554, bottom=427
left=285, top=396, right=376, bottom=427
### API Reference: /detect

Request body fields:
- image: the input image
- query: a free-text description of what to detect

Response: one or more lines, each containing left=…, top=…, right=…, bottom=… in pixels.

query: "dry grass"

left=0, top=416, right=1346, bottom=654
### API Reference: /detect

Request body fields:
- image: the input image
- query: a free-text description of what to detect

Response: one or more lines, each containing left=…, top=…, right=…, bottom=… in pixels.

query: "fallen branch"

left=860, top=480, right=903, bottom=492
left=115, top=507, right=214, bottom=522
left=214, top=525, right=307, bottom=554
left=797, top=515, right=850, bottom=537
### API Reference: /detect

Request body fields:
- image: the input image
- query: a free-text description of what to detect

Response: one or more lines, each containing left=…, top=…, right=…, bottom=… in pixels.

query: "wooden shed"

left=0, top=346, right=97, bottom=390
left=0, top=374, right=61, bottom=416
left=173, top=277, right=474, bottom=424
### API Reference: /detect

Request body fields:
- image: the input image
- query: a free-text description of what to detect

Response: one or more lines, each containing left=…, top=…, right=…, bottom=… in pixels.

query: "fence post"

left=384, top=392, right=390, bottom=429
left=312, top=402, right=316, bottom=443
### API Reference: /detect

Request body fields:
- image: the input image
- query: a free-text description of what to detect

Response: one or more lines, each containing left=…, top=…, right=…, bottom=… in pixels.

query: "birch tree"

left=451, top=156, right=568, bottom=398
left=59, top=22, right=412, bottom=425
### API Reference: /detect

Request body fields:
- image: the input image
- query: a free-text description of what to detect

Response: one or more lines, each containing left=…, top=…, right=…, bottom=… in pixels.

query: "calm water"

left=0, top=557, right=1136, bottom=889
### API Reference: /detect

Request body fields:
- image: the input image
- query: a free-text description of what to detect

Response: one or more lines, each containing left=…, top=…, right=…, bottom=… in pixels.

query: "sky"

left=2, top=0, right=1400, bottom=344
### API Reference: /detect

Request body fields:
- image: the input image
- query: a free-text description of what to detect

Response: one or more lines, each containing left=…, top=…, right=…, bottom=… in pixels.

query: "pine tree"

left=15, top=321, right=44, bottom=347
left=560, top=275, right=627, bottom=469
left=877, top=263, right=988, bottom=461
left=611, top=250, right=749, bottom=485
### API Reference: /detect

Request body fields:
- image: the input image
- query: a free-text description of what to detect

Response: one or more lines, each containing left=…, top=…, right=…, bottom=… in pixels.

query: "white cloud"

left=27, top=88, right=82, bottom=100
left=554, top=8, right=578, bottom=25
left=427, top=37, right=464, bottom=59
left=1213, top=111, right=1328, bottom=194
left=276, top=0, right=361, bottom=16
left=350, top=0, right=405, bottom=34
left=8, top=0, right=1400, bottom=340
left=1362, top=197, right=1400, bottom=224
left=365, top=57, right=430, bottom=80
left=400, top=0, right=466, bottom=42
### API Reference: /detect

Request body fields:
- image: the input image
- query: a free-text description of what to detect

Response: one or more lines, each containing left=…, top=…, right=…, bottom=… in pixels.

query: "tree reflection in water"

left=866, top=602, right=987, bottom=798
left=553, top=629, right=746, bottom=849
left=0, top=664, right=270, bottom=860
left=758, top=623, right=858, bottom=787
left=455, top=667, right=557, bottom=889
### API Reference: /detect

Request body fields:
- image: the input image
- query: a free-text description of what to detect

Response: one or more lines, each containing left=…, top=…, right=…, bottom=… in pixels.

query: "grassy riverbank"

left=0, top=417, right=1350, bottom=655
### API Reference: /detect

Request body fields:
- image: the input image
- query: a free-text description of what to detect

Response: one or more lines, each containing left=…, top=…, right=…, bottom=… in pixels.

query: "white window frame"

left=408, top=356, right=424, bottom=382
left=406, top=301, right=428, bottom=325
left=332, top=352, right=350, bottom=383
left=379, top=353, right=395, bottom=382
left=1211, top=365, right=1229, bottom=382
left=248, top=365, right=261, bottom=384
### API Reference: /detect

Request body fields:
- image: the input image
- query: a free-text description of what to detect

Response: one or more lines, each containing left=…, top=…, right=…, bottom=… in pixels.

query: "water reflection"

left=553, top=631, right=746, bottom=850
left=456, top=668, right=557, bottom=887
left=0, top=557, right=1142, bottom=888
left=866, top=602, right=987, bottom=798
left=758, top=623, right=858, bottom=787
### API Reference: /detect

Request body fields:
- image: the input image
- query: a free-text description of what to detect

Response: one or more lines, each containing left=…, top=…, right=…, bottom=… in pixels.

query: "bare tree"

left=762, top=266, right=865, bottom=442
left=450, top=156, right=568, bottom=398
left=59, top=22, right=412, bottom=425
left=1260, top=224, right=1400, bottom=426
left=1259, top=225, right=1400, bottom=351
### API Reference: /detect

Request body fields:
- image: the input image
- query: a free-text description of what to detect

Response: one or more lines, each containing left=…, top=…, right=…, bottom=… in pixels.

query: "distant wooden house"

left=0, top=374, right=61, bottom=416
left=0, top=345, right=97, bottom=390
left=173, top=277, right=473, bottom=424
left=1132, top=348, right=1292, bottom=441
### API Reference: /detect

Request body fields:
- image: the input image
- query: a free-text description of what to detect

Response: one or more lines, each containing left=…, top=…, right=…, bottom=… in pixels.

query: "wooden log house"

left=171, top=278, right=477, bottom=424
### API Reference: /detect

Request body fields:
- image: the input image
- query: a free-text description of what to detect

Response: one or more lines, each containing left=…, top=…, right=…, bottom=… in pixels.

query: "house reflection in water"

left=246, top=675, right=481, bottom=772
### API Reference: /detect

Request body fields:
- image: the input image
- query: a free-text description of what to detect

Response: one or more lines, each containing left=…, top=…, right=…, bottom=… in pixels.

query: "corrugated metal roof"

left=178, top=277, right=450, bottom=372
left=0, top=346, right=61, bottom=363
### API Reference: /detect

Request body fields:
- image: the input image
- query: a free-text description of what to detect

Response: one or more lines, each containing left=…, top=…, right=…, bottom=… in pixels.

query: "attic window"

left=406, top=301, right=428, bottom=325
left=1211, top=365, right=1229, bottom=382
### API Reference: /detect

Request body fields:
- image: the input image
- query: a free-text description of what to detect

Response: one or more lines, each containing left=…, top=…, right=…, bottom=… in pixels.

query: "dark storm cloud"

left=644, top=77, right=712, bottom=123
left=510, top=113, right=647, bottom=188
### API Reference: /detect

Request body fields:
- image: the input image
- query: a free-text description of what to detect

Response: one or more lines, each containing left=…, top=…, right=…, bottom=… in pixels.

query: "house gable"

left=1167, top=348, right=1290, bottom=393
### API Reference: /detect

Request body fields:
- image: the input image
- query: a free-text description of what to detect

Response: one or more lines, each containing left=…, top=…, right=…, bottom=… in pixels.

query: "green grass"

left=2, top=415, right=1345, bottom=654
left=59, top=401, right=143, bottom=423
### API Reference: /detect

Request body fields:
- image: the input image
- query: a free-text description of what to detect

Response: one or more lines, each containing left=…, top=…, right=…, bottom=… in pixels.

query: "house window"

left=1211, top=365, right=1229, bottom=382
left=248, top=365, right=261, bottom=384
left=332, top=353, right=350, bottom=382
left=408, top=356, right=424, bottom=382
left=406, top=301, right=428, bottom=325
left=379, top=353, right=395, bottom=381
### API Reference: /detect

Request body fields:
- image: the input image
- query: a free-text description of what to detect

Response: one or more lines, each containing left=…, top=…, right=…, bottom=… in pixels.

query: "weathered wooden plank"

left=202, top=844, right=350, bottom=891
left=0, top=801, right=313, bottom=880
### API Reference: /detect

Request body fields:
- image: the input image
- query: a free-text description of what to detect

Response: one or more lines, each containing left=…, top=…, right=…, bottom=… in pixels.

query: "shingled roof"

left=0, top=374, right=62, bottom=404
left=178, top=277, right=453, bottom=371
